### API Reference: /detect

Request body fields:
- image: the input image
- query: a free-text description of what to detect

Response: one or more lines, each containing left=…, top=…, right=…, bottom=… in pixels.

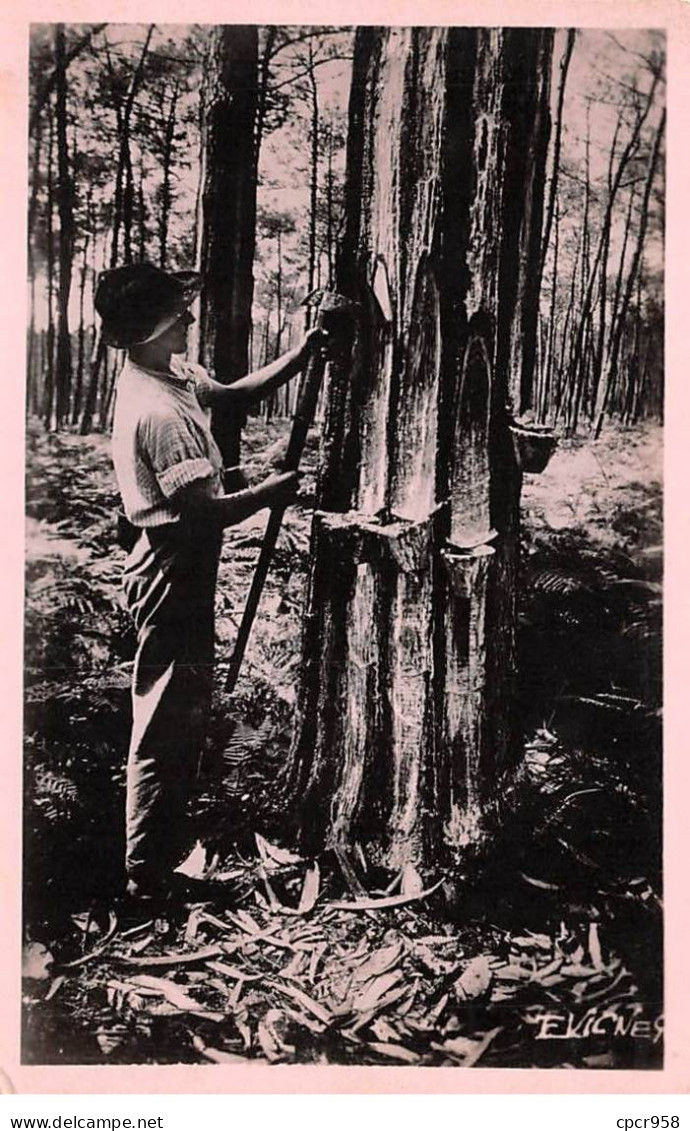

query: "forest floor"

left=23, top=417, right=663, bottom=1070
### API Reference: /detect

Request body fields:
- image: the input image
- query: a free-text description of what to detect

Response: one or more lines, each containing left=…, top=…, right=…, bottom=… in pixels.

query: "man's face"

left=162, top=308, right=194, bottom=355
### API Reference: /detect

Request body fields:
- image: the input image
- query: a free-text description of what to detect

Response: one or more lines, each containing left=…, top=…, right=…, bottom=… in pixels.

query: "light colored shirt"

left=112, top=357, right=224, bottom=527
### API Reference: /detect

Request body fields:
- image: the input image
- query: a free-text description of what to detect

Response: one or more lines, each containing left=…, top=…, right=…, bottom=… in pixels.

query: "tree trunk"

left=198, top=26, right=259, bottom=472
left=608, top=184, right=637, bottom=369
left=54, top=24, right=74, bottom=429
left=255, top=27, right=276, bottom=161
left=43, top=111, right=56, bottom=430
left=285, top=28, right=552, bottom=881
left=274, top=229, right=283, bottom=359
left=137, top=164, right=147, bottom=261
left=159, top=82, right=179, bottom=269
left=27, top=117, right=43, bottom=416
left=325, top=126, right=335, bottom=286
left=538, top=197, right=560, bottom=423
left=540, top=29, right=574, bottom=278
left=72, top=187, right=93, bottom=426
left=306, top=43, right=319, bottom=322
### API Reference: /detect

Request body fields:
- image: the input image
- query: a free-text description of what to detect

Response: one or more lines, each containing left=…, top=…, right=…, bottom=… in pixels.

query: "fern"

left=30, top=765, right=79, bottom=824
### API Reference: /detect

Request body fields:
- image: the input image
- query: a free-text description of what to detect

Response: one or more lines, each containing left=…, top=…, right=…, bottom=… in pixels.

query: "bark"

left=286, top=28, right=553, bottom=877
left=198, top=26, right=259, bottom=470
left=54, top=25, right=74, bottom=429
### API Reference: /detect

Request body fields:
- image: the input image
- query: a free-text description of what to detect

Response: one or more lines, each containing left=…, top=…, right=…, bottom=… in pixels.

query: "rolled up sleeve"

left=157, top=457, right=215, bottom=498
left=144, top=414, right=215, bottom=500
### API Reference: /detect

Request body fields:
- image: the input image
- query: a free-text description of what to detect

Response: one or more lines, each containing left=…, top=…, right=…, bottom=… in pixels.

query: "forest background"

left=26, top=26, right=664, bottom=435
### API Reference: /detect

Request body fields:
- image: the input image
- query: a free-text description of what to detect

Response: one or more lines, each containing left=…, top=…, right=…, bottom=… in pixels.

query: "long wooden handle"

left=224, top=503, right=287, bottom=692
left=224, top=343, right=328, bottom=693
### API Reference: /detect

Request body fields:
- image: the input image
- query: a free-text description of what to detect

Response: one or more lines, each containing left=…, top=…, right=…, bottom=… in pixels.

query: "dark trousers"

left=122, top=522, right=222, bottom=887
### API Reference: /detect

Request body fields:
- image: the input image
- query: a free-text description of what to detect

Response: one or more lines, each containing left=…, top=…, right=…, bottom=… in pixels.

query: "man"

left=95, top=262, right=322, bottom=904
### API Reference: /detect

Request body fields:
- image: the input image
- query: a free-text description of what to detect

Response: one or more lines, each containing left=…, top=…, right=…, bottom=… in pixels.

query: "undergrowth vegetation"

left=23, top=421, right=662, bottom=1068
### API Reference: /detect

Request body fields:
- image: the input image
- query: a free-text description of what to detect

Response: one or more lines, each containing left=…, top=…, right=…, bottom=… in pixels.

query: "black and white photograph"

left=22, top=22, right=665, bottom=1072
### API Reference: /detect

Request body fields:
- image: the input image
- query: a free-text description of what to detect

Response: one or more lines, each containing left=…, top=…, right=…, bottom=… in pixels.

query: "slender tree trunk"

left=554, top=244, right=579, bottom=424
left=72, top=191, right=92, bottom=426
left=137, top=163, right=147, bottom=261
left=27, top=118, right=43, bottom=416
left=262, top=309, right=271, bottom=365
left=54, top=24, right=74, bottom=429
left=589, top=122, right=619, bottom=424
left=198, top=26, right=259, bottom=472
left=274, top=229, right=283, bottom=359
left=255, top=27, right=276, bottom=161
left=539, top=197, right=560, bottom=422
left=27, top=272, right=38, bottom=416
left=624, top=265, right=643, bottom=424
left=122, top=149, right=135, bottom=264
left=159, top=81, right=179, bottom=269
left=43, top=112, right=56, bottom=430
left=80, top=337, right=106, bottom=435
left=307, top=43, right=319, bottom=325
left=540, top=29, right=575, bottom=277
left=607, top=183, right=637, bottom=376
left=326, top=126, right=335, bottom=286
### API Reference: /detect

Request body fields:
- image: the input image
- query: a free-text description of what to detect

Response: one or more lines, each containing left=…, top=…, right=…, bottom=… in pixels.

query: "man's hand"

left=259, top=470, right=301, bottom=506
left=193, top=369, right=218, bottom=407
left=297, top=327, right=330, bottom=366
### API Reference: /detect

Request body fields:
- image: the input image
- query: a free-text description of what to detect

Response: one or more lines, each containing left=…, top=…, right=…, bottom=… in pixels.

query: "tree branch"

left=30, top=24, right=107, bottom=135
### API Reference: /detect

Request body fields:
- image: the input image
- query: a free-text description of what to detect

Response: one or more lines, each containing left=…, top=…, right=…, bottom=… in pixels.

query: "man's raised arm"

left=195, top=330, right=325, bottom=409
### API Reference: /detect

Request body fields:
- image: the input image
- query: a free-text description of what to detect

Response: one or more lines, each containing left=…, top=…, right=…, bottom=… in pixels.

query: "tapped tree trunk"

left=198, top=26, right=259, bottom=473
left=284, top=28, right=552, bottom=884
